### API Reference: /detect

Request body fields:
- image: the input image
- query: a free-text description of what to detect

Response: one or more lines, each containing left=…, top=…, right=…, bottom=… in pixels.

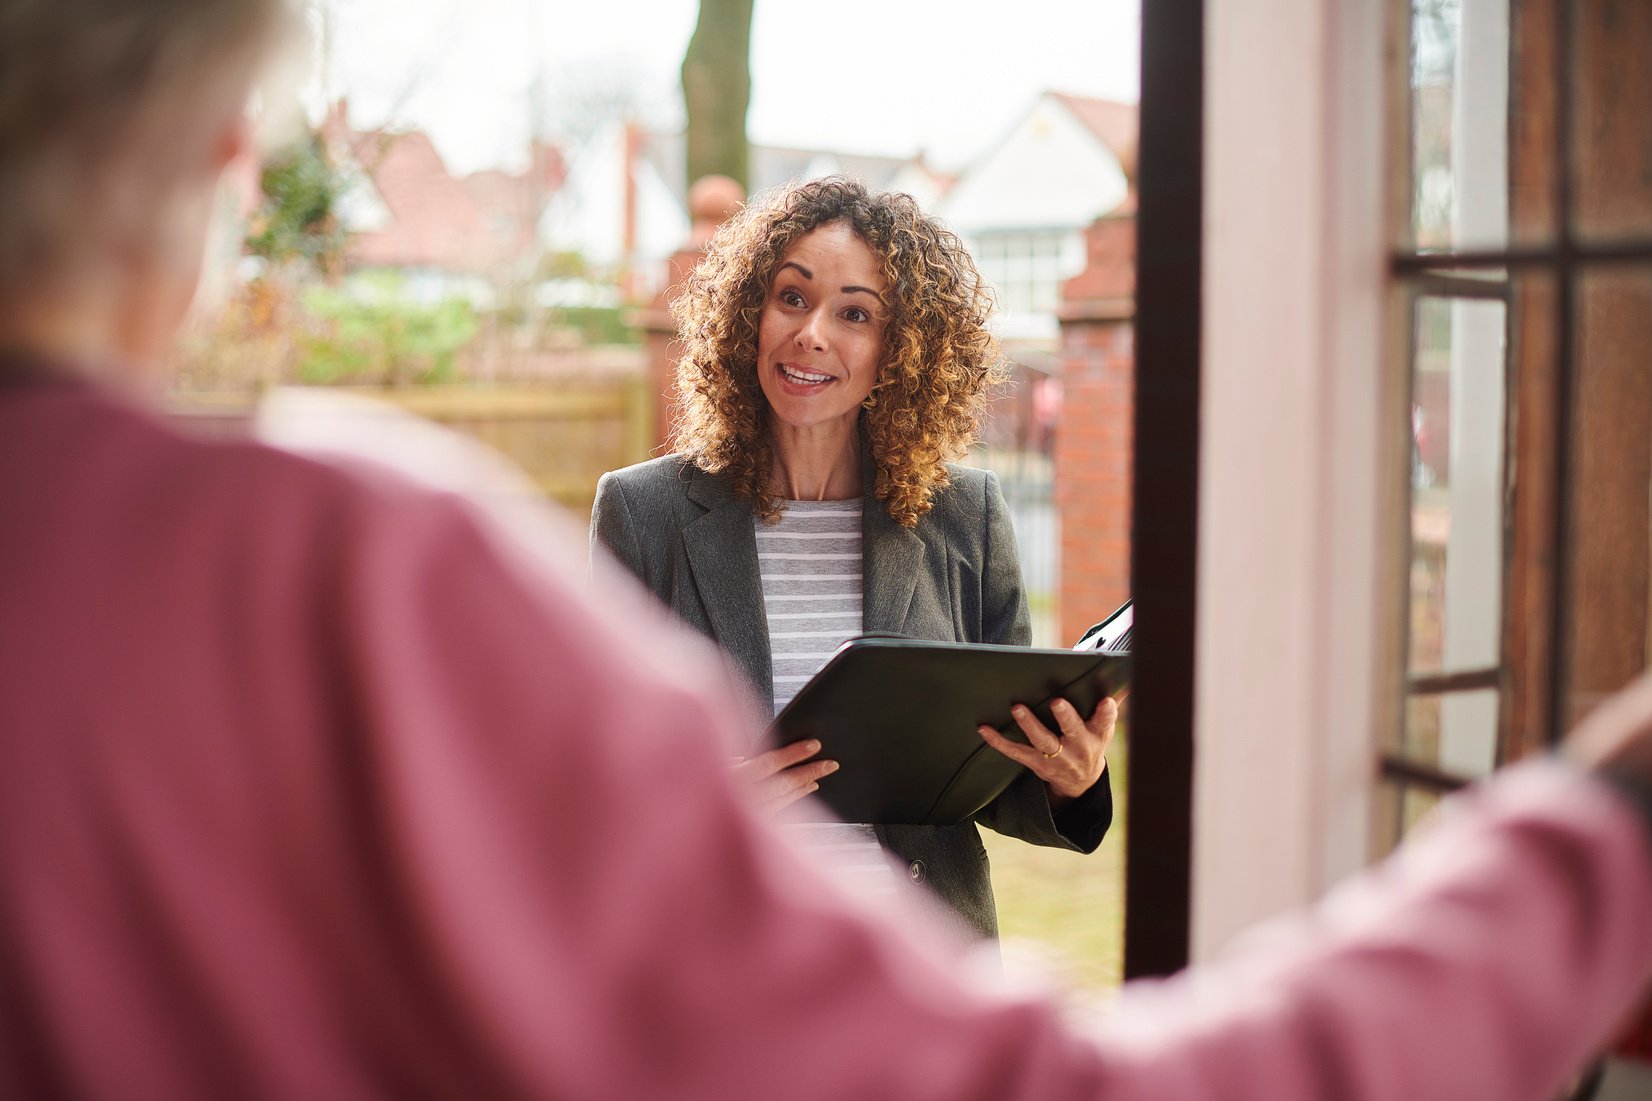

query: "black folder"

left=769, top=637, right=1131, bottom=826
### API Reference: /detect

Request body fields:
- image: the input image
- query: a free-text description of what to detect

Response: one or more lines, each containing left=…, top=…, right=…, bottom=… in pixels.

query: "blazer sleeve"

left=971, top=469, right=1115, bottom=853
left=589, top=470, right=649, bottom=590
left=978, top=469, right=1032, bottom=648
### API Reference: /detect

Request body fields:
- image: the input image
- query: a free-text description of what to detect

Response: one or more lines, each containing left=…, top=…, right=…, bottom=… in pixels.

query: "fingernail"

left=1012, top=705, right=1028, bottom=716
left=823, top=760, right=840, bottom=773
left=804, top=740, right=821, bottom=752
left=807, top=782, right=819, bottom=793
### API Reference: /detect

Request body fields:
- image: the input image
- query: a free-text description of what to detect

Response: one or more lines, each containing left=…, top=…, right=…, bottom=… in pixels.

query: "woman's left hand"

left=979, top=696, right=1119, bottom=808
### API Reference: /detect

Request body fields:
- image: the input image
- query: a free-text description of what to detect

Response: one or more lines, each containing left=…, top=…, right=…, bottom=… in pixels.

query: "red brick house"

left=322, top=102, right=563, bottom=300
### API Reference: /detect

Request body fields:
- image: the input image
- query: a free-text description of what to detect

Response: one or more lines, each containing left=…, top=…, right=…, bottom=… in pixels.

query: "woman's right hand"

left=733, top=740, right=839, bottom=814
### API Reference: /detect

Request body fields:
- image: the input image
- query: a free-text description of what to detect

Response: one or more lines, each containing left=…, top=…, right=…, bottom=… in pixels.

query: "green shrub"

left=545, top=305, right=638, bottom=346
left=246, top=133, right=345, bottom=272
left=297, top=276, right=479, bottom=386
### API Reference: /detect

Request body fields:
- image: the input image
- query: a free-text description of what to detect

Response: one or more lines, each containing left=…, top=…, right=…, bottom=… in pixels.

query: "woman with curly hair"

left=590, top=177, right=1116, bottom=938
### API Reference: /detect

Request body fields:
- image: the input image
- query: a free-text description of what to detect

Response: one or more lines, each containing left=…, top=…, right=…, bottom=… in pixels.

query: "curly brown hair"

left=669, top=176, right=1004, bottom=528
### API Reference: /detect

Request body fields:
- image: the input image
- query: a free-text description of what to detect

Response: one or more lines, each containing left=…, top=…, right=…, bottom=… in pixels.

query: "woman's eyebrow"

left=778, top=260, right=880, bottom=300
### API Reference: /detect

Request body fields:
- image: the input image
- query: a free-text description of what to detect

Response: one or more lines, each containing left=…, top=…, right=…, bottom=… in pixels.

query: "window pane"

left=1407, top=0, right=1545, bottom=251
left=1558, top=267, right=1652, bottom=728
left=1400, top=689, right=1499, bottom=778
left=1571, top=0, right=1652, bottom=242
left=1406, top=295, right=1507, bottom=678
left=1402, top=783, right=1446, bottom=832
left=1032, top=278, right=1059, bottom=315
left=1374, top=779, right=1449, bottom=855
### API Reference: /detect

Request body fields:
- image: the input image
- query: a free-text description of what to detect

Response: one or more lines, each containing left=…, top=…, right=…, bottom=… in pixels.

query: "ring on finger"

left=1042, top=742, right=1064, bottom=759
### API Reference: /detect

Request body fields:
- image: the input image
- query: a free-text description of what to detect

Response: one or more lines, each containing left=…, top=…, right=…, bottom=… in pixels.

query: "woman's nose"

left=795, top=310, right=827, bottom=351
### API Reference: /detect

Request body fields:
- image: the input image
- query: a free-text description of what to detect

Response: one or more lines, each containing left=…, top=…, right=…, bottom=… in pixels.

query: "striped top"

left=759, top=500, right=898, bottom=896
left=760, top=500, right=865, bottom=712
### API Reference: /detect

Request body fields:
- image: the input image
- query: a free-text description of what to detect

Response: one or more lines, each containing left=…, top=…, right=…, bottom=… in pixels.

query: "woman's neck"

left=768, top=422, right=862, bottom=501
left=0, top=277, right=162, bottom=385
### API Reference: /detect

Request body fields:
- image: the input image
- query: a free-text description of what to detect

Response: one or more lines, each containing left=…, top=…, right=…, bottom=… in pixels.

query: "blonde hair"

left=670, top=176, right=1004, bottom=528
left=0, top=0, right=293, bottom=297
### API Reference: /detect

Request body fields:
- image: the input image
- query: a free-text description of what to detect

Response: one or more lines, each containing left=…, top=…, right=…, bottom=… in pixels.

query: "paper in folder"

left=769, top=601, right=1132, bottom=826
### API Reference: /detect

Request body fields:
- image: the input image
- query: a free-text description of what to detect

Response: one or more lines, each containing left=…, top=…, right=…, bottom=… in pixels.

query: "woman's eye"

left=843, top=307, right=869, bottom=323
left=780, top=289, right=805, bottom=307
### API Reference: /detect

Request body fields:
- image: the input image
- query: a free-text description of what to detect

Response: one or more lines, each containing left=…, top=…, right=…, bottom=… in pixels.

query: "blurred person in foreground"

left=2, top=1, right=1652, bottom=1099
left=591, top=177, right=1114, bottom=940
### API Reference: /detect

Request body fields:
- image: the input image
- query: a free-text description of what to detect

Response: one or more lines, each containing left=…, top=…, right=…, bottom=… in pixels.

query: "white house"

left=539, top=125, right=950, bottom=300
left=937, top=92, right=1137, bottom=343
left=536, top=95, right=1135, bottom=324
left=538, top=120, right=691, bottom=300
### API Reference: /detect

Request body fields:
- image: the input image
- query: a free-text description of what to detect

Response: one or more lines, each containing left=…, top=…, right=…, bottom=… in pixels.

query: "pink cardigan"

left=2, top=377, right=1649, bottom=1099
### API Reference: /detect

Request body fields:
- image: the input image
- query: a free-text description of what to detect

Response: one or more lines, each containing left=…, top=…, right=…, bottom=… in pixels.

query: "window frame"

left=1383, top=0, right=1652, bottom=838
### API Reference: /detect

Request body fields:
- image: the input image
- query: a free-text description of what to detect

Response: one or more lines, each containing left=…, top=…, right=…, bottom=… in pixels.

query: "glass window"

left=1407, top=0, right=1532, bottom=253
left=1405, top=294, right=1506, bottom=681
left=1385, top=0, right=1652, bottom=852
left=972, top=231, right=1085, bottom=326
left=1394, top=289, right=1508, bottom=788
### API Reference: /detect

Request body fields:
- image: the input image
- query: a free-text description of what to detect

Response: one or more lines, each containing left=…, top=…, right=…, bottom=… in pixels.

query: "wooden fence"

left=165, top=379, right=1053, bottom=639
left=166, top=376, right=656, bottom=525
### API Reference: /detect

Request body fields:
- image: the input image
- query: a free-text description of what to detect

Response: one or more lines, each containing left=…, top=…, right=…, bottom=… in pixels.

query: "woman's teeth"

left=781, top=365, right=832, bottom=385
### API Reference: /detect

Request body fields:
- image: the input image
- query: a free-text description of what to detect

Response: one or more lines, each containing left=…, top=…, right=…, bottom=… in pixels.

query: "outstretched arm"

left=363, top=488, right=1652, bottom=1101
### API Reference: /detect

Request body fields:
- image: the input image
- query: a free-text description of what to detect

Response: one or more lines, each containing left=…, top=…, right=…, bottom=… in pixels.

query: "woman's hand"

left=979, top=696, right=1120, bottom=809
left=1564, top=670, right=1652, bottom=783
left=733, top=739, right=839, bottom=815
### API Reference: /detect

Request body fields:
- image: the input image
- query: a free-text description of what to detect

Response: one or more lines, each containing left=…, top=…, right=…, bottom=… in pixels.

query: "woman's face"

left=754, top=221, right=888, bottom=435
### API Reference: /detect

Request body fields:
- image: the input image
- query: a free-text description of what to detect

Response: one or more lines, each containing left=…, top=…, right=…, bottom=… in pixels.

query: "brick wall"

left=639, top=245, right=703, bottom=450
left=640, top=176, right=745, bottom=450
left=1055, top=215, right=1136, bottom=643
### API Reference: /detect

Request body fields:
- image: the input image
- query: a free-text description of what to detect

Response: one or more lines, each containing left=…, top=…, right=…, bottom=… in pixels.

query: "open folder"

left=769, top=605, right=1132, bottom=826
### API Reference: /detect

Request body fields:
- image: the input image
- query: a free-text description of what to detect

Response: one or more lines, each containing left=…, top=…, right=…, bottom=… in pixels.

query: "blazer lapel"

left=861, top=478, right=924, bottom=635
left=682, top=467, right=775, bottom=714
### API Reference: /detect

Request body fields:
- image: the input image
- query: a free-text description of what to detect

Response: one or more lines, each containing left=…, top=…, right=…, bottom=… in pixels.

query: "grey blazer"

left=589, top=454, right=1112, bottom=938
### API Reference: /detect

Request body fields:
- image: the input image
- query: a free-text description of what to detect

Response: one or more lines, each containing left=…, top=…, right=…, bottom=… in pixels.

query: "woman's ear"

left=208, top=114, right=254, bottom=173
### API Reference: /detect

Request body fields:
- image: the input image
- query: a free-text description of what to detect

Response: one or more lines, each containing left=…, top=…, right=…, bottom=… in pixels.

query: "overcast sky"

left=322, top=0, right=1139, bottom=175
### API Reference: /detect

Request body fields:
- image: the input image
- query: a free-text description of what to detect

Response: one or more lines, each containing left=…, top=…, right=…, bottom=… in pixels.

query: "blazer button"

left=907, top=860, right=925, bottom=883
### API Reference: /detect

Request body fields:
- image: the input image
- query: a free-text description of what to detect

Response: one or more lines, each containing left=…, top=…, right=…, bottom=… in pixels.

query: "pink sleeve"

left=1072, top=763, right=1652, bottom=1100
left=342, top=491, right=1652, bottom=1100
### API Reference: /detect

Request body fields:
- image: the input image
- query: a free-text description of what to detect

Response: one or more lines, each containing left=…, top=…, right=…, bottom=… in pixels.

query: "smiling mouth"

left=778, top=364, right=833, bottom=385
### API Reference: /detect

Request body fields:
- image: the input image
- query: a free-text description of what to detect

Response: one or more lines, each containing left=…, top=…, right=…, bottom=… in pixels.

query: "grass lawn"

left=983, top=730, right=1128, bottom=1001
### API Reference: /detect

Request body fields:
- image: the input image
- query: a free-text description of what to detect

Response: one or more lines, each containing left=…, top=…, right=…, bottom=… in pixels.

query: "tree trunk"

left=680, top=0, right=754, bottom=191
